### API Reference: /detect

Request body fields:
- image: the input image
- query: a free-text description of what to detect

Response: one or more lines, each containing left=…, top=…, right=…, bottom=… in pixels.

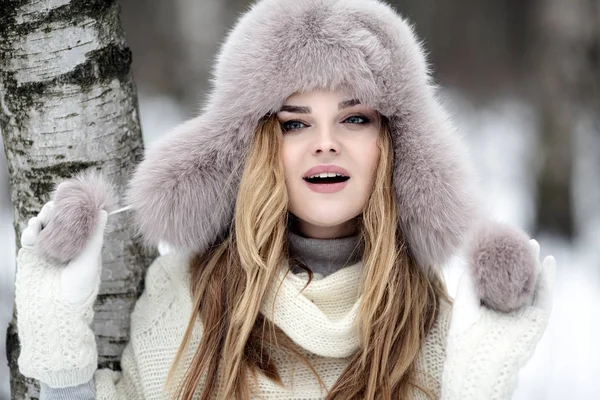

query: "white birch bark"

left=0, top=1, right=158, bottom=398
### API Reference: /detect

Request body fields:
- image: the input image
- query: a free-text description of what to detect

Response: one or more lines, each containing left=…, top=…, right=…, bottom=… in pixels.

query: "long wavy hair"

left=162, top=111, right=451, bottom=399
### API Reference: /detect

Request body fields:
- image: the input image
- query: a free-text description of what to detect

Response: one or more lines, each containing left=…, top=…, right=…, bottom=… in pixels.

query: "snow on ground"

left=1, top=90, right=599, bottom=399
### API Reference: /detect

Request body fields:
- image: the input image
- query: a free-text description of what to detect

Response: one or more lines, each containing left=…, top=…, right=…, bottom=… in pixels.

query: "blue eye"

left=280, top=115, right=370, bottom=133
left=281, top=120, right=307, bottom=132
left=344, top=115, right=370, bottom=124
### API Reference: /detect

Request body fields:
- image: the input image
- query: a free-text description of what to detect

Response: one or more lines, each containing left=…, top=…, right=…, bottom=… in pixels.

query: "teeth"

left=307, top=172, right=346, bottom=179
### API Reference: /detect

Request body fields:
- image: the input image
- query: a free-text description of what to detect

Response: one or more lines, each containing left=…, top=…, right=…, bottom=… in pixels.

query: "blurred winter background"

left=1, top=0, right=599, bottom=398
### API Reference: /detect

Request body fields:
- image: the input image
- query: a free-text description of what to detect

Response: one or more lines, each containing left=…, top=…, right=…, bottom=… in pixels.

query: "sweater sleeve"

left=440, top=303, right=549, bottom=399
left=40, top=380, right=96, bottom=400
left=93, top=338, right=146, bottom=400
left=15, top=247, right=100, bottom=386
left=15, top=247, right=168, bottom=399
left=39, top=338, right=145, bottom=400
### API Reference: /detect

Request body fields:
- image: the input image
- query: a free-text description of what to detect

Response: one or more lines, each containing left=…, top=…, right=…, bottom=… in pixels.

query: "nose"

left=312, top=124, right=341, bottom=154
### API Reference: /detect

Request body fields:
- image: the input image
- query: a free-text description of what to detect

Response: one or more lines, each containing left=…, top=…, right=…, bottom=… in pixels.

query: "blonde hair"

left=163, top=112, right=451, bottom=399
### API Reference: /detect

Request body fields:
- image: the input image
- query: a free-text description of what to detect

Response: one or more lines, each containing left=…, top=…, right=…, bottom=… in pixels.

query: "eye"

left=343, top=115, right=371, bottom=125
left=281, top=120, right=308, bottom=132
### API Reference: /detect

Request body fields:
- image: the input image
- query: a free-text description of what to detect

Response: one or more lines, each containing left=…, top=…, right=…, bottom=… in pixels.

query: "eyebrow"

left=278, top=98, right=361, bottom=114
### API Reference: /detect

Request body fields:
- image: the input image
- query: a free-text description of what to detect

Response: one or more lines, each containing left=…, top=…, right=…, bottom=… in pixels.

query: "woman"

left=15, top=0, right=555, bottom=398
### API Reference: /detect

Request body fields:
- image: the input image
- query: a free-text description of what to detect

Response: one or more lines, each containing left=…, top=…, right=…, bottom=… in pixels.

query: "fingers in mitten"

left=37, top=201, right=55, bottom=229
left=449, top=271, right=482, bottom=335
left=77, top=210, right=108, bottom=258
left=56, top=182, right=67, bottom=192
left=28, top=216, right=40, bottom=229
left=91, top=210, right=108, bottom=245
left=60, top=210, right=107, bottom=304
left=529, top=239, right=543, bottom=283
left=532, top=255, right=556, bottom=312
left=21, top=217, right=41, bottom=248
left=455, top=270, right=480, bottom=308
left=529, top=239, right=540, bottom=263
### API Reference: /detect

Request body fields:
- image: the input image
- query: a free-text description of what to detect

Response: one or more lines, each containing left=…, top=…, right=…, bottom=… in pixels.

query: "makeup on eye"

left=279, top=114, right=373, bottom=132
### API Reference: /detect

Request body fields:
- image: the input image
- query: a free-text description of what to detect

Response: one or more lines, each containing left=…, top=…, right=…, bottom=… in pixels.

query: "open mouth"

left=303, top=176, right=350, bottom=184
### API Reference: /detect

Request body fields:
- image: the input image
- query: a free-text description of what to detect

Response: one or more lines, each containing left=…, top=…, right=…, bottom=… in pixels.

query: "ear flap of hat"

left=390, top=100, right=481, bottom=269
left=123, top=113, right=257, bottom=255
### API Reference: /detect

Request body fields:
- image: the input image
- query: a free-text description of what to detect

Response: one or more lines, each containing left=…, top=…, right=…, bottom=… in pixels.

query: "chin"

left=310, top=218, right=351, bottom=228
left=303, top=210, right=359, bottom=226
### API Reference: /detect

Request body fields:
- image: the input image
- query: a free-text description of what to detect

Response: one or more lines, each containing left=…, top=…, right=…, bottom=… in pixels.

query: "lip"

left=304, top=179, right=349, bottom=194
left=303, top=164, right=350, bottom=178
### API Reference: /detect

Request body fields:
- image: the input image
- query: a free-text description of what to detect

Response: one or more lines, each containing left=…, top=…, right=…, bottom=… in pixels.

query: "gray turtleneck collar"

left=286, top=229, right=364, bottom=277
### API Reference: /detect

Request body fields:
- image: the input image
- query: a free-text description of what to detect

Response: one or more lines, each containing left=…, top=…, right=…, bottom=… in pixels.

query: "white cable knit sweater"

left=92, top=252, right=447, bottom=399
left=18, top=251, right=448, bottom=399
left=16, top=230, right=547, bottom=399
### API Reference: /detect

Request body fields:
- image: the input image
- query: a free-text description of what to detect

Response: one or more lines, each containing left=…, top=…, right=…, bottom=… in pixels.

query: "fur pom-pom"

left=36, top=168, right=119, bottom=265
left=468, top=220, right=538, bottom=313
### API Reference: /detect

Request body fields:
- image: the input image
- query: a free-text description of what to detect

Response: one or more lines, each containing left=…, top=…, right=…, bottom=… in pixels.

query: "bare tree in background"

left=0, top=0, right=157, bottom=398
left=533, top=0, right=600, bottom=238
left=118, top=0, right=233, bottom=116
left=172, top=0, right=228, bottom=113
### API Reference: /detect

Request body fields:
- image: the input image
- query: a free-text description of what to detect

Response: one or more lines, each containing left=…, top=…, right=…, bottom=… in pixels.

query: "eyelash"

left=280, top=115, right=371, bottom=132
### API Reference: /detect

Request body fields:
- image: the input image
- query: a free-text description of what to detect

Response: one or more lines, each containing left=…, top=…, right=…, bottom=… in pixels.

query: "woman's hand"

left=441, top=239, right=556, bottom=400
left=20, top=194, right=108, bottom=304
left=15, top=189, right=108, bottom=387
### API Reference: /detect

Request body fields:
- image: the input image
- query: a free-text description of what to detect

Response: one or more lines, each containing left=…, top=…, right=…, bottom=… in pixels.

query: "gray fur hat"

left=37, top=0, right=538, bottom=312
left=126, top=0, right=481, bottom=268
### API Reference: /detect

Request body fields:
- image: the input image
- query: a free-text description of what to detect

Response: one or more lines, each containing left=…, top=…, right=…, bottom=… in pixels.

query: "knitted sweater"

left=18, top=230, right=539, bottom=399
left=24, top=229, right=442, bottom=399
left=31, top=230, right=447, bottom=399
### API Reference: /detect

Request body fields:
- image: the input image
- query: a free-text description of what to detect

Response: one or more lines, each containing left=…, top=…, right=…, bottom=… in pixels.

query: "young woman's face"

left=277, top=89, right=381, bottom=239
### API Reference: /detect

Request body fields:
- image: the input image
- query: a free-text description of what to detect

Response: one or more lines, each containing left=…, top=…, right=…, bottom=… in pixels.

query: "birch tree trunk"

left=0, top=0, right=158, bottom=398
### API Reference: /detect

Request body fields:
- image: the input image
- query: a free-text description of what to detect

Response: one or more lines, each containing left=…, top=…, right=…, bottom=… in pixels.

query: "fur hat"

left=37, top=0, right=538, bottom=313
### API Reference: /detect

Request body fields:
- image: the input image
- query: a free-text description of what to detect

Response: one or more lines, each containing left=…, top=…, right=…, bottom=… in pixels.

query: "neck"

left=286, top=228, right=364, bottom=277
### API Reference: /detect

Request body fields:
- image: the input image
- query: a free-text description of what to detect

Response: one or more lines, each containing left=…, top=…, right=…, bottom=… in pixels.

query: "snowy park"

left=1, top=0, right=599, bottom=398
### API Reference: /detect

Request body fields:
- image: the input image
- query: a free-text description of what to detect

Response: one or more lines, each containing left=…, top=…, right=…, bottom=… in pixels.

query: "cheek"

left=372, top=144, right=381, bottom=175
left=281, top=143, right=298, bottom=181
left=361, top=136, right=381, bottom=178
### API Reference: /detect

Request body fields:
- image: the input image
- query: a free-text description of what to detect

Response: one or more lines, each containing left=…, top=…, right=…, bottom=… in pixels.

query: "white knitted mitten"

left=441, top=239, right=556, bottom=400
left=15, top=199, right=107, bottom=388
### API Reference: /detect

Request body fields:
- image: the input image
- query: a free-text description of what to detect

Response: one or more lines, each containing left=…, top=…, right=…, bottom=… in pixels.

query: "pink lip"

left=304, top=179, right=349, bottom=193
left=303, top=164, right=350, bottom=178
